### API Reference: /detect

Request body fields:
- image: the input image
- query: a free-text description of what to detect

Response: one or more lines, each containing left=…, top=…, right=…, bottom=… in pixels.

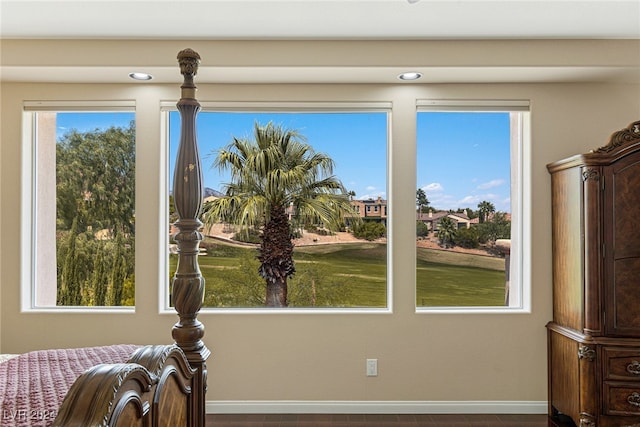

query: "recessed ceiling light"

left=128, top=72, right=153, bottom=81
left=398, top=72, right=422, bottom=81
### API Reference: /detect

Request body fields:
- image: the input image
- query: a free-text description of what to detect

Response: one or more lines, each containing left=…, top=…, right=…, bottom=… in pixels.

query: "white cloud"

left=359, top=191, right=386, bottom=200
left=423, top=182, right=443, bottom=192
left=426, top=193, right=457, bottom=210
left=477, top=179, right=505, bottom=190
left=458, top=195, right=480, bottom=205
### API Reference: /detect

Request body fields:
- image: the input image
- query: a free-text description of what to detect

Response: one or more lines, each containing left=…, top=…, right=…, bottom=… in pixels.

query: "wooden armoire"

left=547, top=120, right=640, bottom=427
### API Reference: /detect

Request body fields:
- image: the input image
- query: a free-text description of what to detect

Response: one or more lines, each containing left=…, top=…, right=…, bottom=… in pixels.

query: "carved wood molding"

left=128, top=344, right=196, bottom=380
left=594, top=120, right=640, bottom=153
left=579, top=416, right=596, bottom=427
left=582, top=168, right=600, bottom=181
left=52, top=363, right=155, bottom=426
left=578, top=345, right=596, bottom=362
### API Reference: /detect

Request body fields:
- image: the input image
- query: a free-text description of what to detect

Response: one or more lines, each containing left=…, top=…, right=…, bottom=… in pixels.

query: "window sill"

left=22, top=307, right=136, bottom=314
left=416, top=306, right=531, bottom=314
left=160, top=307, right=393, bottom=315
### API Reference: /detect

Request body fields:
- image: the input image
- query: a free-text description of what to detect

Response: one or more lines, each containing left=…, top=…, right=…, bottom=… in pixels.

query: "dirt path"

left=204, top=223, right=499, bottom=257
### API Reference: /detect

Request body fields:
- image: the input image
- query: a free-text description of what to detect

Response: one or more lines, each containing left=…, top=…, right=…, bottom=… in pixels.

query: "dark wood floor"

left=206, top=413, right=550, bottom=426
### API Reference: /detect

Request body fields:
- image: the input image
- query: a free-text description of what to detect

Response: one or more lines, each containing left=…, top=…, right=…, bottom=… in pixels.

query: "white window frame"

left=21, top=101, right=136, bottom=313
left=415, top=99, right=532, bottom=314
left=159, top=101, right=393, bottom=314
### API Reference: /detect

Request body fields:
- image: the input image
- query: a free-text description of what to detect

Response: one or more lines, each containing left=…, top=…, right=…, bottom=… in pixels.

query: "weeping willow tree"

left=56, top=122, right=135, bottom=306
left=202, top=122, right=358, bottom=307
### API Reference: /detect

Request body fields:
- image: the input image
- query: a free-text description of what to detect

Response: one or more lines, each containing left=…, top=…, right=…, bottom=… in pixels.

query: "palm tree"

left=416, top=188, right=429, bottom=214
left=437, top=216, right=456, bottom=248
left=477, top=200, right=496, bottom=223
left=202, top=122, right=357, bottom=307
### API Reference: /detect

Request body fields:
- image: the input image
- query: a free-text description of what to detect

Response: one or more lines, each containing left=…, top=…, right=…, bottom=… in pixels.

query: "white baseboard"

left=207, top=400, right=548, bottom=415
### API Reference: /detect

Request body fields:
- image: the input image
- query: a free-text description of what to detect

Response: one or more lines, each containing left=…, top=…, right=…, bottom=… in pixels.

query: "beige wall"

left=2, top=39, right=640, bottom=405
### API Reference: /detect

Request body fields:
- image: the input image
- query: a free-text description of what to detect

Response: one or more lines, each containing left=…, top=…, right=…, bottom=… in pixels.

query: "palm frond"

left=202, top=120, right=355, bottom=233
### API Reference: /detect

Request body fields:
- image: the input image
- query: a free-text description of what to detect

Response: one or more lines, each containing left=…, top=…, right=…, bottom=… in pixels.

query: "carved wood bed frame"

left=51, top=48, right=210, bottom=427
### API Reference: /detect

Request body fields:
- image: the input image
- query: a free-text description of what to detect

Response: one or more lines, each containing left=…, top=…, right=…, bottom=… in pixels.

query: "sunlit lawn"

left=416, top=247, right=506, bottom=307
left=169, top=238, right=506, bottom=308
left=294, top=242, right=387, bottom=307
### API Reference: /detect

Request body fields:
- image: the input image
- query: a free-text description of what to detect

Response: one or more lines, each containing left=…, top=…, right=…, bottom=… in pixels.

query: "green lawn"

left=294, top=243, right=387, bottom=307
left=169, top=238, right=507, bottom=308
left=416, top=247, right=506, bottom=307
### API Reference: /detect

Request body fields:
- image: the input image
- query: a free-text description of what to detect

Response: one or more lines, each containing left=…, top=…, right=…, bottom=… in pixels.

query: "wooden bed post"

left=172, top=48, right=210, bottom=427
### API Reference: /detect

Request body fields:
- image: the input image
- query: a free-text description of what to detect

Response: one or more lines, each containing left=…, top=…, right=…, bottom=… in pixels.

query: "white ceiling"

left=1, top=0, right=639, bottom=84
left=1, top=0, right=639, bottom=40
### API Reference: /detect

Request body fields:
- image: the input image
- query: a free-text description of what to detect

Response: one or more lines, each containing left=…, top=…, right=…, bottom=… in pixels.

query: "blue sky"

left=417, top=112, right=511, bottom=213
left=56, top=112, right=134, bottom=136
left=169, top=111, right=389, bottom=201
left=55, top=110, right=511, bottom=214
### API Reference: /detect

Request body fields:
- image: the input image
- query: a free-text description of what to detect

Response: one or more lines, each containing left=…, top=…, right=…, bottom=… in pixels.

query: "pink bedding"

left=0, top=344, right=140, bottom=427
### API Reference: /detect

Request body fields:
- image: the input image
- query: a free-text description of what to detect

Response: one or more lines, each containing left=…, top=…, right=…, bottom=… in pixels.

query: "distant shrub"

left=476, top=212, right=511, bottom=244
left=352, top=221, right=386, bottom=241
left=304, top=224, right=318, bottom=232
left=416, top=221, right=429, bottom=237
left=316, top=228, right=334, bottom=236
left=233, top=228, right=261, bottom=244
left=454, top=226, right=479, bottom=249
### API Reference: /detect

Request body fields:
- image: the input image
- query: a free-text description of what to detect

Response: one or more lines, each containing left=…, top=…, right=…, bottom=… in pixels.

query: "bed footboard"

left=51, top=345, right=195, bottom=427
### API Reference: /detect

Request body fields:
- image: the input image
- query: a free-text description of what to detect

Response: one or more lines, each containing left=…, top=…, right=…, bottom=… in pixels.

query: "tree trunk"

left=265, top=280, right=288, bottom=308
left=258, top=205, right=295, bottom=307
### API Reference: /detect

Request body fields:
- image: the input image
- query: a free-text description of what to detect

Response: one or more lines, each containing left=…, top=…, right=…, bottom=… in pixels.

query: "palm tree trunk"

left=265, top=280, right=288, bottom=307
left=258, top=205, right=295, bottom=307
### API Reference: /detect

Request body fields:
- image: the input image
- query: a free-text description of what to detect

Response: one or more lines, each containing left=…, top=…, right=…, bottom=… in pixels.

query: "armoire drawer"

left=603, top=347, right=640, bottom=381
left=604, top=383, right=640, bottom=416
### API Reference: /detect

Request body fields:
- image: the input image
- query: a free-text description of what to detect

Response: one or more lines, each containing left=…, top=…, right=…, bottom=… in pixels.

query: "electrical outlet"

left=366, top=358, right=378, bottom=376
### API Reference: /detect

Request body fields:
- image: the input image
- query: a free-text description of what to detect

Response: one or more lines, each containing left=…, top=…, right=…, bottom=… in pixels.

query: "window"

left=22, top=103, right=136, bottom=310
left=415, top=100, right=530, bottom=311
left=164, top=104, right=390, bottom=310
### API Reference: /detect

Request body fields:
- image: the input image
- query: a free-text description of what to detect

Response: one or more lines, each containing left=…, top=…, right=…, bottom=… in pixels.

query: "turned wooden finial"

left=177, top=48, right=201, bottom=98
